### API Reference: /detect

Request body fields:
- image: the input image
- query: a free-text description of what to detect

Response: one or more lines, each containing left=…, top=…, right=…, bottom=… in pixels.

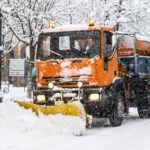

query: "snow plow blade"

left=14, top=101, right=92, bottom=127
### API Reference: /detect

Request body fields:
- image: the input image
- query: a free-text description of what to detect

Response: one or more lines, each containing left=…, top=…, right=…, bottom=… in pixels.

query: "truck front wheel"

left=109, top=80, right=126, bottom=127
left=109, top=87, right=125, bottom=127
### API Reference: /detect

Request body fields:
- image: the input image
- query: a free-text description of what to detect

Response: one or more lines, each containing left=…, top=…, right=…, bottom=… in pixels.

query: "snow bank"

left=0, top=101, right=86, bottom=136
left=1, top=86, right=150, bottom=150
left=3, top=85, right=31, bottom=102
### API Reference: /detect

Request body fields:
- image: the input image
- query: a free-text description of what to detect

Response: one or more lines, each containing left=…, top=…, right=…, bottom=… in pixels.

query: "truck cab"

left=33, top=22, right=127, bottom=126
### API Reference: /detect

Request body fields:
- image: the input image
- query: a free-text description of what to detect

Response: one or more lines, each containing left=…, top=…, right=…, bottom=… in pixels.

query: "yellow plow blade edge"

left=13, top=101, right=92, bottom=126
left=14, top=101, right=80, bottom=116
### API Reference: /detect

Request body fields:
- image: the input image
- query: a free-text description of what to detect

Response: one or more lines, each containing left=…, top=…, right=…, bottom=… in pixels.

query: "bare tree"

left=0, top=0, right=150, bottom=97
left=1, top=0, right=59, bottom=97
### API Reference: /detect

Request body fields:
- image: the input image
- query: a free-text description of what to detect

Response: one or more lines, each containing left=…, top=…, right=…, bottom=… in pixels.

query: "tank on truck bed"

left=117, top=35, right=150, bottom=57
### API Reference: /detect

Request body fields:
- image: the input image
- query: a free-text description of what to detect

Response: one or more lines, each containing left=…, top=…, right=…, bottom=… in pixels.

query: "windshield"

left=138, top=57, right=150, bottom=75
left=37, top=30, right=100, bottom=60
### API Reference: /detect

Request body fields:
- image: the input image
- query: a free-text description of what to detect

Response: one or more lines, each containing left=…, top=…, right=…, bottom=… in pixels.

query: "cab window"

left=104, top=31, right=114, bottom=58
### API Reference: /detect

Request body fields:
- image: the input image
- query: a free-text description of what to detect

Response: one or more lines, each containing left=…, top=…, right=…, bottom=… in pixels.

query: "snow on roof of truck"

left=136, top=35, right=150, bottom=42
left=41, top=24, right=90, bottom=33
left=113, top=32, right=150, bottom=42
left=41, top=24, right=114, bottom=33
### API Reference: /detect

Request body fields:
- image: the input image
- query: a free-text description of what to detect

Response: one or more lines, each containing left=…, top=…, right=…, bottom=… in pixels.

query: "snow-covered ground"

left=1, top=86, right=150, bottom=150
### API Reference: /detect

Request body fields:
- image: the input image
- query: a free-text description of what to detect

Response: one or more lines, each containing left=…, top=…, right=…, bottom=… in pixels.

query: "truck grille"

left=42, top=75, right=92, bottom=86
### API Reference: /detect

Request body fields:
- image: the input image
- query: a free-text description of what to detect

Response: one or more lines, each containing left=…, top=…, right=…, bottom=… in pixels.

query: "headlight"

left=48, top=82, right=54, bottom=89
left=77, top=82, right=83, bottom=88
left=89, top=93, right=100, bottom=101
left=37, top=95, right=46, bottom=102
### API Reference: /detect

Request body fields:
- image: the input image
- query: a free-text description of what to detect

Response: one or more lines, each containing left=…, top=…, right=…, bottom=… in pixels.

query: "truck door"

left=103, top=31, right=119, bottom=86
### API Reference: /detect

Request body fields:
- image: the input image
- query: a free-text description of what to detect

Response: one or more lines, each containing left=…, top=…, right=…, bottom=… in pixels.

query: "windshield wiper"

left=72, top=47, right=81, bottom=51
left=46, top=49, right=63, bottom=58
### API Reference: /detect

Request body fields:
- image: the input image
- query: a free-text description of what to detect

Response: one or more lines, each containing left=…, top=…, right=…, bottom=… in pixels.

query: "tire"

left=110, top=92, right=125, bottom=126
left=109, top=82, right=125, bottom=127
left=138, top=106, right=150, bottom=118
left=137, top=98, right=150, bottom=118
left=136, top=81, right=150, bottom=118
left=137, top=88, right=150, bottom=118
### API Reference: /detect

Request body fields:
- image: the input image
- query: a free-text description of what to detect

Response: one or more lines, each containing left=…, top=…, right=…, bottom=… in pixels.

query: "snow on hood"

left=60, top=66, right=92, bottom=77
left=60, top=60, right=92, bottom=82
left=0, top=102, right=86, bottom=136
left=79, top=67, right=92, bottom=74
left=60, top=61, right=72, bottom=67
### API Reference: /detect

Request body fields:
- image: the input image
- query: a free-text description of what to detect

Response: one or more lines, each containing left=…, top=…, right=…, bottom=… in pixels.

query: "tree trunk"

left=27, top=63, right=33, bottom=98
left=27, top=43, right=35, bottom=98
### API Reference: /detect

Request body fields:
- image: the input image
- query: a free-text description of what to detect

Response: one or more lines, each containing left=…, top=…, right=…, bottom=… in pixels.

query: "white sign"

left=9, top=59, right=25, bottom=77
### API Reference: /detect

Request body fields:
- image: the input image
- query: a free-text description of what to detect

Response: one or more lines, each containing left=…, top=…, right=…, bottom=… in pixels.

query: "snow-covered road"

left=1, top=110, right=150, bottom=150
left=1, top=86, right=150, bottom=150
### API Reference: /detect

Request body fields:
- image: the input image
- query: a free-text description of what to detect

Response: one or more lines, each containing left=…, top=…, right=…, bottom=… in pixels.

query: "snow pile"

left=0, top=101, right=86, bottom=136
left=3, top=85, right=31, bottom=102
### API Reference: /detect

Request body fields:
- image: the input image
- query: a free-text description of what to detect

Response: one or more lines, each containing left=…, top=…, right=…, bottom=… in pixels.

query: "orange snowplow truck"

left=33, top=21, right=127, bottom=126
left=117, top=34, right=150, bottom=118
